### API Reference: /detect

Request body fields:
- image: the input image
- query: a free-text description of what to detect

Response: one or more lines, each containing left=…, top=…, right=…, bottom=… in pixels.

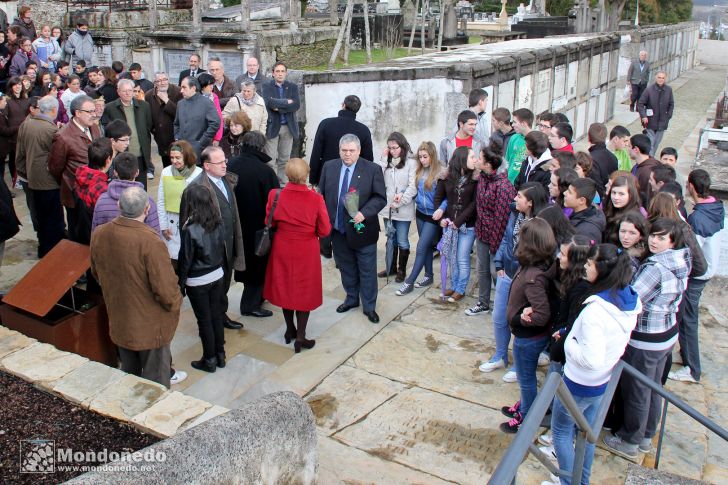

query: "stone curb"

left=0, top=325, right=228, bottom=438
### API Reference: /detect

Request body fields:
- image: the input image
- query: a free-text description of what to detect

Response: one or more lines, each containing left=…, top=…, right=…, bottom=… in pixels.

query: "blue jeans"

left=406, top=218, right=439, bottom=285
left=551, top=393, right=603, bottom=485
left=490, top=274, right=513, bottom=366
left=385, top=218, right=412, bottom=250
left=450, top=227, right=476, bottom=294
left=514, top=335, right=549, bottom=417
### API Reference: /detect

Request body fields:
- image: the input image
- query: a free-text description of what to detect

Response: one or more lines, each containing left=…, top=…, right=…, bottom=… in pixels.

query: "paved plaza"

left=1, top=41, right=728, bottom=484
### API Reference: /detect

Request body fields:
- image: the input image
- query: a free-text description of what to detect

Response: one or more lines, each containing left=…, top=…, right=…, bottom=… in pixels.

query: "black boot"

left=396, top=248, right=410, bottom=283
left=191, top=357, right=217, bottom=373
left=294, top=311, right=315, bottom=353
left=216, top=352, right=226, bottom=368
left=378, top=246, right=398, bottom=278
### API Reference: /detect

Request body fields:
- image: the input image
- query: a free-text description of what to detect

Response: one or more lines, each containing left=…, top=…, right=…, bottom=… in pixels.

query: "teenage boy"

left=649, top=164, right=676, bottom=195
left=509, top=108, right=533, bottom=183
left=548, top=122, right=574, bottom=153
left=629, top=133, right=660, bottom=203
left=608, top=125, right=632, bottom=172
left=491, top=107, right=526, bottom=180
left=439, top=110, right=486, bottom=164
left=563, top=177, right=605, bottom=243
left=668, top=169, right=725, bottom=384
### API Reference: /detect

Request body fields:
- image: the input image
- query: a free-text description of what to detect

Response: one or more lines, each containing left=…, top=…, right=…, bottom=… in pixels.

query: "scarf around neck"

left=171, top=164, right=194, bottom=178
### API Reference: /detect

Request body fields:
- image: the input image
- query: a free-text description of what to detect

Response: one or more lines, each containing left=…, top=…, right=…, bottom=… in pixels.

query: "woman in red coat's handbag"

left=263, top=158, right=331, bottom=353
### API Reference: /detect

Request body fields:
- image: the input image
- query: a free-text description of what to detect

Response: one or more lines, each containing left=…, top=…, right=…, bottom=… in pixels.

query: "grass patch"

left=300, top=47, right=418, bottom=71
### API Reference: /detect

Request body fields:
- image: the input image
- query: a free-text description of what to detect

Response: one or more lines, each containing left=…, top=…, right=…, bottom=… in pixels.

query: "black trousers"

left=20, top=181, right=38, bottom=232
left=240, top=283, right=264, bottom=313
left=34, top=189, right=65, bottom=257
left=135, top=156, right=148, bottom=190
left=65, top=206, right=79, bottom=243
left=118, top=344, right=172, bottom=388
left=630, top=83, right=646, bottom=107
left=187, top=278, right=225, bottom=359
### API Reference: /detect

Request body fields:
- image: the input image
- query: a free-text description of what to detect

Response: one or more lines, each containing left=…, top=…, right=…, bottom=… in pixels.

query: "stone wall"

left=617, top=21, right=700, bottom=103
left=303, top=34, right=622, bottom=157
left=15, top=0, right=66, bottom=29
left=275, top=38, right=336, bottom=70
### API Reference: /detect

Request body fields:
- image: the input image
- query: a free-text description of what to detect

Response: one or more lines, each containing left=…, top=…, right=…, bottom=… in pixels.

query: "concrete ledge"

left=66, top=391, right=318, bottom=485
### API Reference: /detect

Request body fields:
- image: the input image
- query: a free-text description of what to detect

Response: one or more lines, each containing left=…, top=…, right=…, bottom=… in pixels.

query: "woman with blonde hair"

left=158, top=140, right=203, bottom=262
left=397, top=141, right=443, bottom=294
left=263, top=158, right=331, bottom=352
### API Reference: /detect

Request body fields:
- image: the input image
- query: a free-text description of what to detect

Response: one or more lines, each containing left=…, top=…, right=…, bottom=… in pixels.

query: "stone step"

left=624, top=463, right=708, bottom=485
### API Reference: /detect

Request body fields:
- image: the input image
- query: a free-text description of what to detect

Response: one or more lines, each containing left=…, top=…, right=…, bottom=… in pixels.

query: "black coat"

left=308, top=110, right=373, bottom=186
left=0, top=176, right=20, bottom=243
left=588, top=143, right=618, bottom=197
left=228, top=147, right=280, bottom=285
left=178, top=68, right=206, bottom=86
left=145, top=85, right=182, bottom=158
left=637, top=83, right=674, bottom=131
left=101, top=98, right=154, bottom=168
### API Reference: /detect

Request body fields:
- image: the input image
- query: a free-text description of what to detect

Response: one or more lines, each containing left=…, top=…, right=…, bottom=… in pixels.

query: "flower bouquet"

left=343, top=187, right=365, bottom=234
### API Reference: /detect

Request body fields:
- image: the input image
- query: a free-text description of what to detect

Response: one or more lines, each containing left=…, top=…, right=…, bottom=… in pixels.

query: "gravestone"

left=165, top=50, right=194, bottom=83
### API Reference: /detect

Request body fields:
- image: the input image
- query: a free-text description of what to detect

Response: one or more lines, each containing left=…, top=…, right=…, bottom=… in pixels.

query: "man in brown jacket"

left=91, top=186, right=182, bottom=388
left=145, top=72, right=182, bottom=169
left=16, top=95, right=62, bottom=257
left=48, top=95, right=101, bottom=241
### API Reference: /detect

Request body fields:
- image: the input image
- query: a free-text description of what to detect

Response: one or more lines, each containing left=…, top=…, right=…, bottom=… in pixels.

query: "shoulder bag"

left=254, top=189, right=281, bottom=257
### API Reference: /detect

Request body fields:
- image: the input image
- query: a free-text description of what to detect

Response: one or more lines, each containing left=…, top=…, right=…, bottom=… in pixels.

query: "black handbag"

left=254, top=189, right=281, bottom=257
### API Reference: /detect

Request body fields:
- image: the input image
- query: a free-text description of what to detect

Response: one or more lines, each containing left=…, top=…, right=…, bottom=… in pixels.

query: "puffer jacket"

left=92, top=179, right=161, bottom=235
left=377, top=157, right=417, bottom=221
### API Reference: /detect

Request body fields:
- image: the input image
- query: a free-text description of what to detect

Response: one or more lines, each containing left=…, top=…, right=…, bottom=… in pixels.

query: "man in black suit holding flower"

left=319, top=134, right=386, bottom=323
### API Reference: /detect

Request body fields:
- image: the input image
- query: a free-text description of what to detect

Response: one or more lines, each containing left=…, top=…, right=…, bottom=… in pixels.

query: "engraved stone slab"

left=1, top=342, right=87, bottom=383
left=306, top=364, right=406, bottom=434
left=333, top=387, right=507, bottom=484
left=567, top=60, right=578, bottom=100
left=351, top=322, right=521, bottom=409
left=131, top=391, right=212, bottom=438
left=534, top=69, right=551, bottom=115
left=50, top=361, right=127, bottom=406
left=553, top=64, right=566, bottom=98
left=88, top=374, right=169, bottom=421
left=590, top=53, right=601, bottom=89
left=517, top=74, right=532, bottom=108
left=497, top=80, right=515, bottom=111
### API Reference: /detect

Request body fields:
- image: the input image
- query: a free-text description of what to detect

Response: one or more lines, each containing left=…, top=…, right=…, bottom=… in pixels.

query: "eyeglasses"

left=207, top=159, right=228, bottom=165
left=76, top=109, right=95, bottom=114
left=537, top=123, right=551, bottom=129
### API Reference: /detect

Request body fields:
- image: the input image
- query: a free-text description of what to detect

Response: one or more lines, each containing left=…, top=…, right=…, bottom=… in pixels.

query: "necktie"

left=191, top=70, right=196, bottom=77
left=215, top=178, right=228, bottom=202
left=337, top=168, right=350, bottom=233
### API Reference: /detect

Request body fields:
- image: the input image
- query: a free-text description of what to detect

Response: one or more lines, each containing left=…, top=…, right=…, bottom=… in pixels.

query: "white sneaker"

left=538, top=432, right=552, bottom=446
left=668, top=366, right=698, bottom=383
left=502, top=369, right=518, bottom=383
left=147, top=172, right=155, bottom=179
left=541, top=474, right=561, bottom=485
left=538, top=352, right=550, bottom=367
left=539, top=445, right=558, bottom=465
left=171, top=369, right=188, bottom=385
left=479, top=359, right=504, bottom=373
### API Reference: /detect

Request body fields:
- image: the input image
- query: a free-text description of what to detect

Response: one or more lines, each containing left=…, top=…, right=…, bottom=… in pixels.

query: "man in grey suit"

left=627, top=50, right=651, bottom=112
left=318, top=134, right=386, bottom=324
left=174, top=77, right=221, bottom=158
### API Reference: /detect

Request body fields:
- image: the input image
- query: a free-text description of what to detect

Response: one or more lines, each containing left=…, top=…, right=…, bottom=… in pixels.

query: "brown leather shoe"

left=443, top=289, right=455, bottom=297
left=448, top=292, right=464, bottom=302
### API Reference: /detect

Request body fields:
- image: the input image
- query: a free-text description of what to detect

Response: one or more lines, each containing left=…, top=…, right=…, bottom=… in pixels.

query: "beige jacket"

left=222, top=93, right=268, bottom=133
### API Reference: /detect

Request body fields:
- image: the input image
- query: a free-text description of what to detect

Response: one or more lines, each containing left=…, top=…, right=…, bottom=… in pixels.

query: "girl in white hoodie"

left=544, top=244, right=642, bottom=485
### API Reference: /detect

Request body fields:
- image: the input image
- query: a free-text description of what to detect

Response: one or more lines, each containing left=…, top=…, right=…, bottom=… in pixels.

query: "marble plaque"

left=590, top=53, right=600, bottom=89
left=208, top=51, right=245, bottom=81
left=553, top=64, right=566, bottom=98
left=587, top=97, right=597, bottom=127
left=577, top=57, right=590, bottom=97
left=164, top=49, right=193, bottom=83
left=551, top=95, right=567, bottom=113
left=567, top=60, right=578, bottom=100
left=600, top=51, right=610, bottom=85
left=534, top=69, right=551, bottom=115
left=497, top=80, right=515, bottom=111
left=575, top=102, right=587, bottom=140
left=517, top=75, right=532, bottom=108
left=598, top=91, right=607, bottom=123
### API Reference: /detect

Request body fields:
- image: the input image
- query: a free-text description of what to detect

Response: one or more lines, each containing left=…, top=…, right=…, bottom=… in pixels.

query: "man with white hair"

left=91, top=186, right=182, bottom=388
left=16, top=95, right=62, bottom=257
left=101, top=78, right=154, bottom=186
left=627, top=50, right=650, bottom=112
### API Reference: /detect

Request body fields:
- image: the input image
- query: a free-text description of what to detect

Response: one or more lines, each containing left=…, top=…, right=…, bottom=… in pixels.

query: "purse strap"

left=266, top=189, right=282, bottom=228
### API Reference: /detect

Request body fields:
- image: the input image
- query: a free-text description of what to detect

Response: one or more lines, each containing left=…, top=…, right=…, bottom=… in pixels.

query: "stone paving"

left=1, top=43, right=727, bottom=484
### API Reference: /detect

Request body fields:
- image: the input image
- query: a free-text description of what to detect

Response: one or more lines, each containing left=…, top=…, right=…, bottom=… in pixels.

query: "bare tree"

left=604, top=0, right=629, bottom=31
left=408, top=0, right=420, bottom=54
left=383, top=15, right=403, bottom=59
left=343, top=2, right=354, bottom=65
left=329, top=0, right=354, bottom=69
left=363, top=0, right=372, bottom=63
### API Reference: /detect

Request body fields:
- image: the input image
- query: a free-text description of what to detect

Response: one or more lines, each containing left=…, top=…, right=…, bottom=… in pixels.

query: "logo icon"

left=19, top=439, right=55, bottom=473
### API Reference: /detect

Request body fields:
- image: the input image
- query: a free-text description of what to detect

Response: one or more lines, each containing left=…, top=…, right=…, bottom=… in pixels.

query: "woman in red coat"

left=263, top=158, right=331, bottom=353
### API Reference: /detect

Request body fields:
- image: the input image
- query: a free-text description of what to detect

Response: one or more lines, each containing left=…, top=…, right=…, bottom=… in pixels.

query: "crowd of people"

left=0, top=17, right=724, bottom=483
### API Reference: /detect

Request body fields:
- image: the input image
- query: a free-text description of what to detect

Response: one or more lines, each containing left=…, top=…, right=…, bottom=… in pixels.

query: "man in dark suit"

left=309, top=94, right=373, bottom=258
left=145, top=72, right=183, bottom=169
left=179, top=146, right=246, bottom=330
left=177, top=53, right=206, bottom=86
left=319, top=134, right=386, bottom=323
left=261, top=62, right=300, bottom=184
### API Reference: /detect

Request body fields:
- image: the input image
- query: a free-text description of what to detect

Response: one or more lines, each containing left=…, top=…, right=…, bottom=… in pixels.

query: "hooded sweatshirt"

left=688, top=198, right=725, bottom=280
left=564, top=287, right=642, bottom=396
left=631, top=247, right=691, bottom=351
left=569, top=205, right=606, bottom=244
left=92, top=179, right=161, bottom=235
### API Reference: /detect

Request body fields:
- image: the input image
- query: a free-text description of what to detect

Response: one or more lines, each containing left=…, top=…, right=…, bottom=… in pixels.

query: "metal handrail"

left=489, top=360, right=728, bottom=484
